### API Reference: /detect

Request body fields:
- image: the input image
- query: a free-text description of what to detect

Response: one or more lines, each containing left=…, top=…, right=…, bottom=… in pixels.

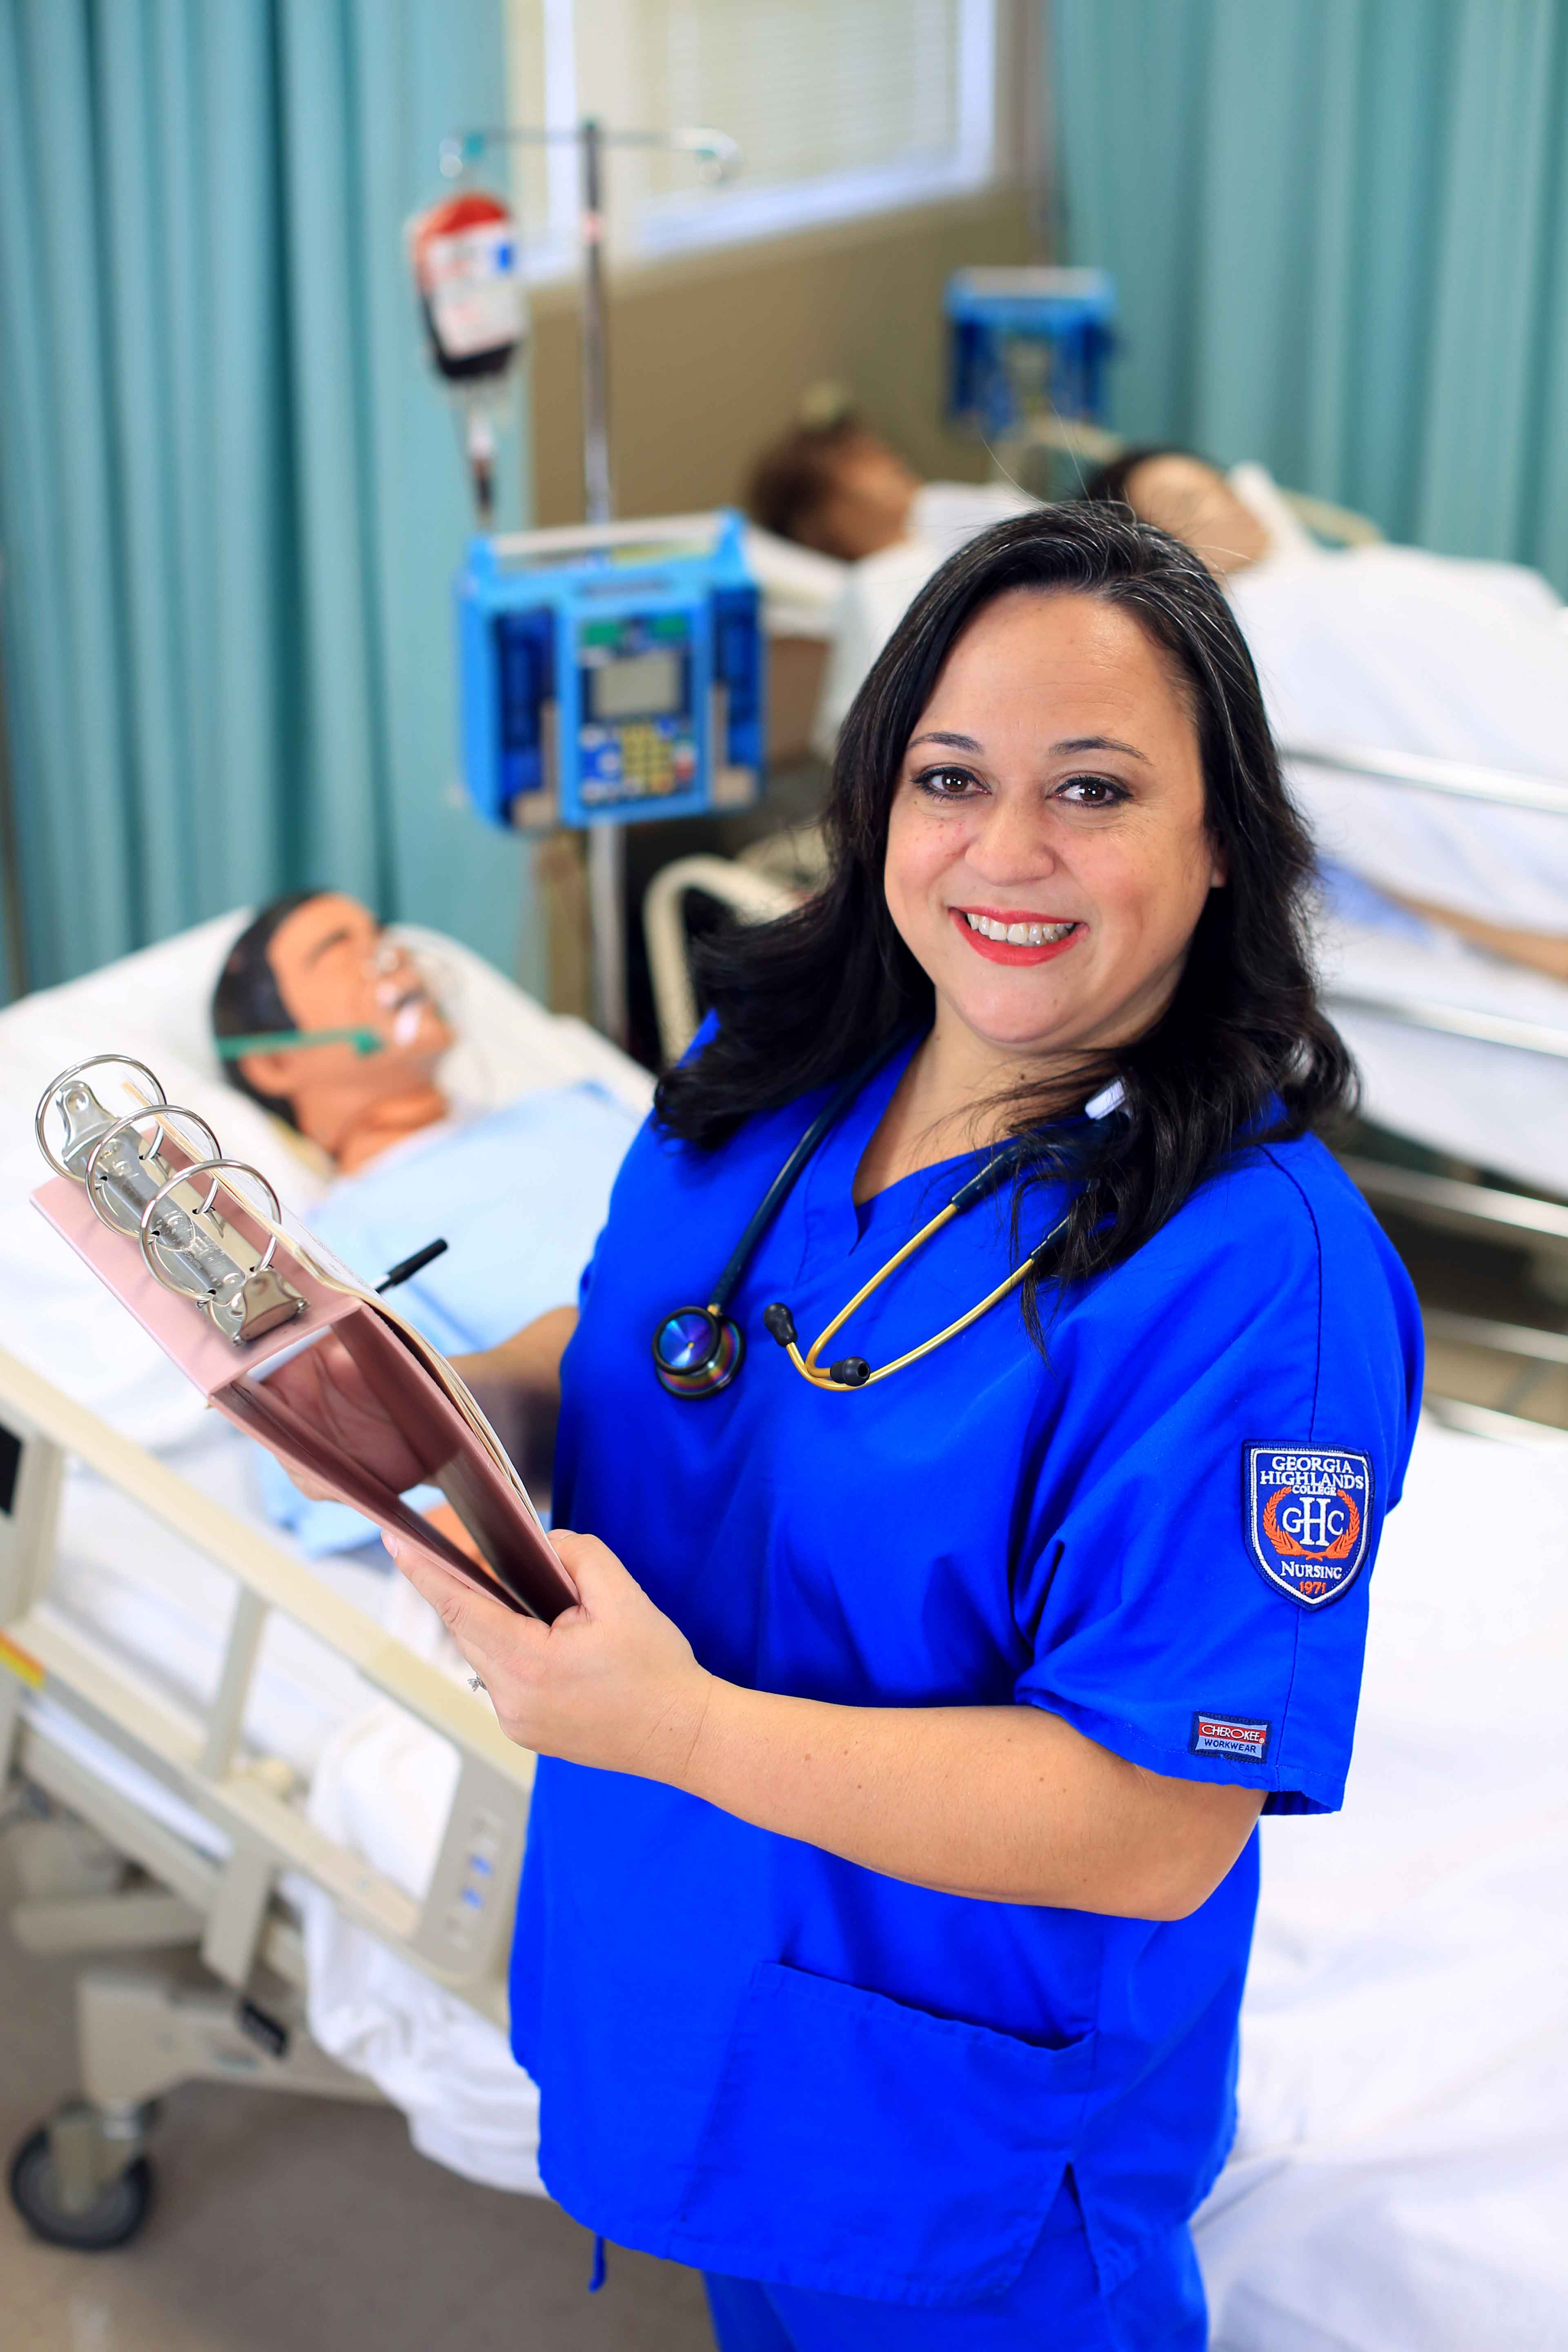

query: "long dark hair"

left=656, top=503, right=1353, bottom=1332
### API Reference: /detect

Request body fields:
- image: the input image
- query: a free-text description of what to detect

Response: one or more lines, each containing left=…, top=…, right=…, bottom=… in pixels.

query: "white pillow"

left=1227, top=461, right=1325, bottom=566
left=743, top=525, right=849, bottom=641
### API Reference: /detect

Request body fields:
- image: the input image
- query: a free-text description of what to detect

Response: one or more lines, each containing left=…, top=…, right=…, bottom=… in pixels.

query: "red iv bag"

left=407, top=192, right=528, bottom=519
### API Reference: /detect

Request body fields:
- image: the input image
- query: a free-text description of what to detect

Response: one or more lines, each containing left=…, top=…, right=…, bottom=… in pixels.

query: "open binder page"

left=31, top=1062, right=576, bottom=1624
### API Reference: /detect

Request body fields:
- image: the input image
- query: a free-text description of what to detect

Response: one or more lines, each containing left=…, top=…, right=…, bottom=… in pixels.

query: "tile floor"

left=0, top=1854, right=711, bottom=2352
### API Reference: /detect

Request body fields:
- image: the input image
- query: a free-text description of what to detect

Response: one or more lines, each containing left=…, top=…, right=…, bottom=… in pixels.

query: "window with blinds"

left=505, top=0, right=998, bottom=274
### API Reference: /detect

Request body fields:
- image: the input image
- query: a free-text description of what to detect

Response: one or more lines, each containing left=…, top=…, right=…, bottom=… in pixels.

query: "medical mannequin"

left=1085, top=450, right=1568, bottom=980
left=212, top=890, right=631, bottom=1540
left=212, top=892, right=453, bottom=1174
left=1083, top=451, right=1271, bottom=579
left=748, top=415, right=1032, bottom=567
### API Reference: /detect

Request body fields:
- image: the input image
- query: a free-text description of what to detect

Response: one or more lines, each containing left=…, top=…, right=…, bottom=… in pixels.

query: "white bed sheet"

left=1193, top=1414, right=1568, bottom=2349
left=1317, top=903, right=1568, bottom=1194
left=1243, top=554, right=1568, bottom=935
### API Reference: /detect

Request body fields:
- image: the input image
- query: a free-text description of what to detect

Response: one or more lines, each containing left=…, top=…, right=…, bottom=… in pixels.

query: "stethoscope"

left=650, top=1038, right=1104, bottom=1400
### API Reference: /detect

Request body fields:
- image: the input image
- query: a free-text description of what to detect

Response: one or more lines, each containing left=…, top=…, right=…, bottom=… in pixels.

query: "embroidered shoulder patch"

left=1245, top=1444, right=1373, bottom=1609
left=1190, top=1712, right=1271, bottom=1763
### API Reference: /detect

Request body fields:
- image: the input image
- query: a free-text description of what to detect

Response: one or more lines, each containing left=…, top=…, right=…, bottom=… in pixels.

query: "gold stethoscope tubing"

left=777, top=1199, right=1070, bottom=1390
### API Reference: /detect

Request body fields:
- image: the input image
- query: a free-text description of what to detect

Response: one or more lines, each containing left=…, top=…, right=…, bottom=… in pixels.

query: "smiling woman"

left=256, top=506, right=1422, bottom=2352
left=661, top=502, right=1353, bottom=1317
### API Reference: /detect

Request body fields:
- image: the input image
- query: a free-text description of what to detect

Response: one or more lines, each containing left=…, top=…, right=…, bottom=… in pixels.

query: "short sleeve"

left=1011, top=1150, right=1421, bottom=1814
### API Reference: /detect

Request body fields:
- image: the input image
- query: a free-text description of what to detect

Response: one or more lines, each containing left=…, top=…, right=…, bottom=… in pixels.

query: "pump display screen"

left=588, top=650, right=683, bottom=722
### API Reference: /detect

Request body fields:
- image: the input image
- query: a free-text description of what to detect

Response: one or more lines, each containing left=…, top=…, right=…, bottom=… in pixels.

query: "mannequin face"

left=235, top=894, right=452, bottom=1171
left=802, top=434, right=921, bottom=562
left=1121, top=456, right=1270, bottom=578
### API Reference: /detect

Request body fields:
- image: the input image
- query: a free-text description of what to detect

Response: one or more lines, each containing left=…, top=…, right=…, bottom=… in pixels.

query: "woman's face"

left=882, top=589, right=1225, bottom=1074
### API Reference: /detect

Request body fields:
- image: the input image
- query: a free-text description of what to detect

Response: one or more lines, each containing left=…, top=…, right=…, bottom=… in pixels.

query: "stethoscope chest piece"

left=652, top=1304, right=745, bottom=1399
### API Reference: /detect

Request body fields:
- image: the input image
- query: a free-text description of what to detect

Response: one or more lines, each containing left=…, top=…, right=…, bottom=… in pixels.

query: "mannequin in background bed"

left=213, top=892, right=455, bottom=1174
left=1082, top=449, right=1568, bottom=985
left=746, top=414, right=1034, bottom=565
left=749, top=416, right=1036, bottom=755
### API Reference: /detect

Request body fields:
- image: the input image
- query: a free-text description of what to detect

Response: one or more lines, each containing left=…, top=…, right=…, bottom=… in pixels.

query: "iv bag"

left=407, top=192, right=528, bottom=385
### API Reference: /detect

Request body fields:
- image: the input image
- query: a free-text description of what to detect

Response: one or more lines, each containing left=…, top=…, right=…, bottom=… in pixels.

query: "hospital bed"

left=0, top=910, right=653, bottom=2245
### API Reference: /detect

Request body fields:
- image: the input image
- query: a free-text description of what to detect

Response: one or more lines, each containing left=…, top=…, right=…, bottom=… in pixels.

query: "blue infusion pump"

left=945, top=267, right=1116, bottom=439
left=456, top=509, right=765, bottom=831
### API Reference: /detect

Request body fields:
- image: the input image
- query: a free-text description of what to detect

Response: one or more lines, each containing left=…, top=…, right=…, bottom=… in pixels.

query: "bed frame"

left=0, top=1341, right=533, bottom=2244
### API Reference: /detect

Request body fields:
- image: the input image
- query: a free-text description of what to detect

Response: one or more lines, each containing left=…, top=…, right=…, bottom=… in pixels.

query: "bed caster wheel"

left=7, top=2108, right=155, bottom=2251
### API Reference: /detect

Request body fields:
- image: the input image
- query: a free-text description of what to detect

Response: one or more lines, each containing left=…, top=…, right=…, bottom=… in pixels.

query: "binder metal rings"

left=34, top=1055, right=167, bottom=1178
left=84, top=1107, right=222, bottom=1236
left=138, top=1158, right=284, bottom=1300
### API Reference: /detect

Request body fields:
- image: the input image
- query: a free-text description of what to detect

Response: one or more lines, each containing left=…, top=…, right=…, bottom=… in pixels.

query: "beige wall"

left=526, top=186, right=1036, bottom=525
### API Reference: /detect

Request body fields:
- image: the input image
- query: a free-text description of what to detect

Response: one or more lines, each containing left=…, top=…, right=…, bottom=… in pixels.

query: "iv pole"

left=439, top=120, right=741, bottom=1047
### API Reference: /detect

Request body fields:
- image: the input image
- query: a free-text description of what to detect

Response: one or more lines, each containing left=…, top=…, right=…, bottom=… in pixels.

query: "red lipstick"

left=949, top=908, right=1083, bottom=967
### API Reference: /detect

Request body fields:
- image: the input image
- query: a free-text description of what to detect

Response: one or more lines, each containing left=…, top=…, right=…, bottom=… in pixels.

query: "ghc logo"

left=1276, top=1495, right=1352, bottom=1548
left=1246, top=1443, right=1374, bottom=1610
left=1263, top=1483, right=1360, bottom=1561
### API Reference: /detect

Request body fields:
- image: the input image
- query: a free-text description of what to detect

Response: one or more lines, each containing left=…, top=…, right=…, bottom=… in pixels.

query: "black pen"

left=375, top=1238, right=449, bottom=1294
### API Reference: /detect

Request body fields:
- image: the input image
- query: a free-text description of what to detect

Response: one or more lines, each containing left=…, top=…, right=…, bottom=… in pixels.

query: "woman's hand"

left=384, top=1526, right=714, bottom=1783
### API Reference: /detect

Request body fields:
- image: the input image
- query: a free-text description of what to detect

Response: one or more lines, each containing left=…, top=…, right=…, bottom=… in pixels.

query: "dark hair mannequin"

left=211, top=891, right=326, bottom=1127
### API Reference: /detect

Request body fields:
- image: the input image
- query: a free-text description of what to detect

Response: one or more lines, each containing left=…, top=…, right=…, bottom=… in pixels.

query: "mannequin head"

left=212, top=892, right=453, bottom=1174
left=748, top=418, right=921, bottom=562
left=1082, top=449, right=1270, bottom=579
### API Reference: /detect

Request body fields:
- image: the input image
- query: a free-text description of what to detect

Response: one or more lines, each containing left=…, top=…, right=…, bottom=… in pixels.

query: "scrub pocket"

left=677, top=1960, right=1096, bottom=2307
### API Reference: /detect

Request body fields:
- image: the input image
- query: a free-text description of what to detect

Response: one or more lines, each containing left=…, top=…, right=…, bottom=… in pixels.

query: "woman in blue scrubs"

left=287, top=504, right=1421, bottom=2346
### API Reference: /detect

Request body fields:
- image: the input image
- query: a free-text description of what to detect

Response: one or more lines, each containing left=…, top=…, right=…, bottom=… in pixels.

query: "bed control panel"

left=411, top=1755, right=530, bottom=1982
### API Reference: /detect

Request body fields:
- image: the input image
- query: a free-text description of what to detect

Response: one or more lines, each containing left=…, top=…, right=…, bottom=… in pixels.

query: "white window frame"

left=510, top=0, right=1001, bottom=283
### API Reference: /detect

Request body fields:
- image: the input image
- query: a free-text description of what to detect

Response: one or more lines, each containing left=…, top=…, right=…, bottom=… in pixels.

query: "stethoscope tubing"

left=651, top=1029, right=1079, bottom=1398
left=781, top=1201, right=1072, bottom=1390
left=706, top=1033, right=909, bottom=1318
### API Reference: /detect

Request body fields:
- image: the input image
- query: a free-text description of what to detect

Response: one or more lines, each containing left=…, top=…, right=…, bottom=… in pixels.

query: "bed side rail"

left=0, top=1343, right=527, bottom=2013
left=1282, top=739, right=1568, bottom=819
left=643, top=854, right=795, bottom=1065
left=1283, top=739, right=1568, bottom=1065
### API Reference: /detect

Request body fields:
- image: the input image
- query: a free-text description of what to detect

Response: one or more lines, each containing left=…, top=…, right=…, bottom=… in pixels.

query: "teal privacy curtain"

left=0, top=0, right=532, bottom=1004
left=1051, top=0, right=1568, bottom=592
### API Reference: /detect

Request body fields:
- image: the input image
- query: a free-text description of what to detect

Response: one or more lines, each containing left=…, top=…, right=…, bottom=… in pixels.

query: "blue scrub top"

left=510, top=1037, right=1422, bottom=2309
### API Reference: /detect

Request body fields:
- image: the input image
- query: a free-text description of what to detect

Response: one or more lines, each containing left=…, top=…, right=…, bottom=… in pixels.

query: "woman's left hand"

left=383, top=1526, right=713, bottom=1784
